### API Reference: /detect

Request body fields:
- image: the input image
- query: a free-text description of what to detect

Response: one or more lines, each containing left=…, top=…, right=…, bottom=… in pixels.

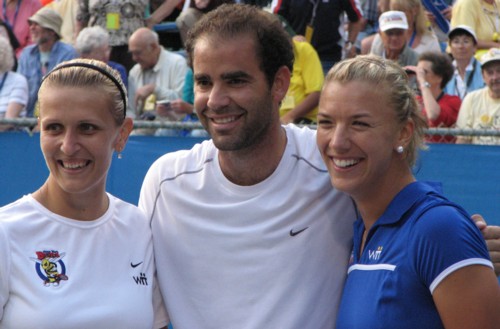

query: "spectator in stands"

left=175, top=0, right=235, bottom=47
left=165, top=68, right=209, bottom=137
left=406, top=51, right=461, bottom=143
left=280, top=37, right=324, bottom=124
left=127, top=27, right=187, bottom=123
left=0, top=18, right=20, bottom=70
left=370, top=0, right=440, bottom=56
left=356, top=0, right=379, bottom=54
left=371, top=11, right=418, bottom=67
left=46, top=0, right=79, bottom=45
left=0, top=58, right=169, bottom=328
left=0, top=0, right=42, bottom=57
left=317, top=54, right=500, bottom=329
left=444, top=25, right=485, bottom=100
left=275, top=0, right=363, bottom=74
left=456, top=48, right=500, bottom=145
left=0, top=36, right=27, bottom=131
left=451, top=0, right=500, bottom=58
left=75, top=26, right=127, bottom=88
left=77, top=0, right=184, bottom=72
left=422, top=0, right=453, bottom=48
left=17, top=7, right=77, bottom=118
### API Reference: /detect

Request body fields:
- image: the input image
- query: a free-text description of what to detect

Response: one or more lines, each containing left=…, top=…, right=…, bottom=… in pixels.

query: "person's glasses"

left=450, top=38, right=474, bottom=46
left=384, top=29, right=405, bottom=37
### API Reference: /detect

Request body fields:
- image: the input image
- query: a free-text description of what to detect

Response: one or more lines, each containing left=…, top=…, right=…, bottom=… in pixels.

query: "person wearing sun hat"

left=370, top=10, right=418, bottom=67
left=456, top=47, right=500, bottom=144
left=17, top=7, right=77, bottom=118
left=444, top=25, right=485, bottom=100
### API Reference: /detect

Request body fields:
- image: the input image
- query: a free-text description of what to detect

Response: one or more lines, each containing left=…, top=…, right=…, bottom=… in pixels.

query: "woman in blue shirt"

left=317, top=55, right=500, bottom=328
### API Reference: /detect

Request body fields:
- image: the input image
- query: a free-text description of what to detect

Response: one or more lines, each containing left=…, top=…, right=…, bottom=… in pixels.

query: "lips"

left=212, top=116, right=239, bottom=124
left=59, top=160, right=90, bottom=170
left=333, top=158, right=361, bottom=168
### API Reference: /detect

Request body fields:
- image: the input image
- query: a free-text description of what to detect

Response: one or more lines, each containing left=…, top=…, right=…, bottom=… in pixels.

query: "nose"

left=60, top=130, right=81, bottom=155
left=206, top=83, right=230, bottom=110
left=329, top=125, right=351, bottom=151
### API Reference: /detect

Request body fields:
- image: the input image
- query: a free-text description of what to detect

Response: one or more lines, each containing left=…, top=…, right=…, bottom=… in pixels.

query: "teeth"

left=62, top=162, right=87, bottom=169
left=213, top=116, right=237, bottom=124
left=333, top=159, right=359, bottom=168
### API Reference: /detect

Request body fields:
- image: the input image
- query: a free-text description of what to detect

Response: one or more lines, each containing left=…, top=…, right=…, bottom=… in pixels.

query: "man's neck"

left=38, top=39, right=56, bottom=53
left=385, top=46, right=404, bottom=60
left=218, top=124, right=287, bottom=186
left=489, top=89, right=500, bottom=99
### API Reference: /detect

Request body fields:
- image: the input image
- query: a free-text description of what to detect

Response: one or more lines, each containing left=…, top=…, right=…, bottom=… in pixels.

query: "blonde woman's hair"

left=323, top=55, right=427, bottom=167
left=38, top=59, right=127, bottom=124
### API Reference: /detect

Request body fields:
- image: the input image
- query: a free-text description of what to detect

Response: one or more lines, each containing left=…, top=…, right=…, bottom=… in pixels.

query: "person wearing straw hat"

left=17, top=7, right=77, bottom=118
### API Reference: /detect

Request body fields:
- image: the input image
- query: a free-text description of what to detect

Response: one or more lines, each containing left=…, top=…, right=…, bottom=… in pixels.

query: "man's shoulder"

left=149, top=139, right=215, bottom=174
left=463, top=87, right=487, bottom=102
left=19, top=44, right=39, bottom=59
left=284, top=124, right=327, bottom=167
left=160, top=48, right=187, bottom=64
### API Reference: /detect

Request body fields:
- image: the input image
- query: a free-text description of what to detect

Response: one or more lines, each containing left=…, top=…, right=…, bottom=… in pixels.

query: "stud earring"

left=396, top=145, right=404, bottom=154
left=117, top=153, right=122, bottom=159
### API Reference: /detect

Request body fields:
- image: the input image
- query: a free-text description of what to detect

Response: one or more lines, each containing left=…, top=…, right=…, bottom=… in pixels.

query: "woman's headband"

left=42, top=62, right=127, bottom=118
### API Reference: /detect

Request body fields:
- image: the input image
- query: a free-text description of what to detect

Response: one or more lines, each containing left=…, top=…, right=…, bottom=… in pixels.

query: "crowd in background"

left=0, top=0, right=499, bottom=144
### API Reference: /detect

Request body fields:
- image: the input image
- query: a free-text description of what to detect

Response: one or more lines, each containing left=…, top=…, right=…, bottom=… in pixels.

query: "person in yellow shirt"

left=451, top=0, right=500, bottom=58
left=280, top=38, right=324, bottom=124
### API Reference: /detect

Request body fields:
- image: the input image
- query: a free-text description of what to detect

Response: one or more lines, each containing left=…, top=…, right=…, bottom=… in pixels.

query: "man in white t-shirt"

left=139, top=4, right=500, bottom=329
left=457, top=47, right=500, bottom=145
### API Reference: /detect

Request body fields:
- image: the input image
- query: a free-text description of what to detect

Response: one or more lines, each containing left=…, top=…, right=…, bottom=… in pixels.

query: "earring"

left=396, top=145, right=404, bottom=154
left=117, top=153, right=122, bottom=159
left=116, top=148, right=123, bottom=159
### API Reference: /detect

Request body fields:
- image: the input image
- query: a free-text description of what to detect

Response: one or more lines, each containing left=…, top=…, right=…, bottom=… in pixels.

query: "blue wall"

left=1, top=132, right=499, bottom=226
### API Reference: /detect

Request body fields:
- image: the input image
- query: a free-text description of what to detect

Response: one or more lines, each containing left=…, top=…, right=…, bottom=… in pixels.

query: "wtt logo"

left=133, top=273, right=149, bottom=285
left=368, top=246, right=383, bottom=260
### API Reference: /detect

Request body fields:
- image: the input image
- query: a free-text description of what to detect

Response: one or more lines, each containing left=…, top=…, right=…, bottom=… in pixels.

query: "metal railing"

left=1, top=118, right=500, bottom=138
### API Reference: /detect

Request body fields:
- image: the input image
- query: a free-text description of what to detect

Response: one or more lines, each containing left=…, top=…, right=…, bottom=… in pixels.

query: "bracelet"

left=421, top=81, right=431, bottom=88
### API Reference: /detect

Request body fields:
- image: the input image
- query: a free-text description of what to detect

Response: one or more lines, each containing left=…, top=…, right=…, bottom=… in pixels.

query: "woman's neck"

left=455, top=58, right=471, bottom=78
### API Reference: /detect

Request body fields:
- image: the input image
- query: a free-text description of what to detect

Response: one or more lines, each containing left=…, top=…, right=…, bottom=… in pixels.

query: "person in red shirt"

left=406, top=51, right=461, bottom=143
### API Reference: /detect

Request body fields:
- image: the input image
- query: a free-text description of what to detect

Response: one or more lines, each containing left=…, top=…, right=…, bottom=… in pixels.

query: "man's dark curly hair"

left=185, top=3, right=294, bottom=87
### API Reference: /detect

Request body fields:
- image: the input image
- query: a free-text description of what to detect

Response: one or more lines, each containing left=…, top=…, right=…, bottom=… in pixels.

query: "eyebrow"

left=220, top=71, right=252, bottom=80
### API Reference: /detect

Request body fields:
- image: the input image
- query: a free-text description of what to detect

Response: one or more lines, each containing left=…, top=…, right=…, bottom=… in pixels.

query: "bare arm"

left=0, top=102, right=24, bottom=132
left=146, top=0, right=184, bottom=28
left=472, top=214, right=500, bottom=276
left=433, top=265, right=500, bottom=328
left=280, top=91, right=320, bottom=124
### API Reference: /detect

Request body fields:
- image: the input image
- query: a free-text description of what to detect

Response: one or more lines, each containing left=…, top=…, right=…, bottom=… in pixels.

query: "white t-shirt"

left=0, top=72, right=28, bottom=118
left=0, top=194, right=169, bottom=329
left=139, top=124, right=356, bottom=329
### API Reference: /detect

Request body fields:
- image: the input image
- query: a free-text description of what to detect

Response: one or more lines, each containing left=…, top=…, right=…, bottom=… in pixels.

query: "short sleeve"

left=0, top=223, right=11, bottom=320
left=409, top=204, right=491, bottom=293
left=456, top=93, right=474, bottom=129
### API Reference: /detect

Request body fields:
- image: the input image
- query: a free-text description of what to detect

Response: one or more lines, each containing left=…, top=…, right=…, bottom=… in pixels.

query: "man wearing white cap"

left=456, top=47, right=500, bottom=144
left=17, top=7, right=77, bottom=118
left=444, top=25, right=485, bottom=100
left=370, top=10, right=418, bottom=67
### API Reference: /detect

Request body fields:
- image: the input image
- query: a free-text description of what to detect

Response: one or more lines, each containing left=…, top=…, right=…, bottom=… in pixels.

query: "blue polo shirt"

left=336, top=181, right=492, bottom=329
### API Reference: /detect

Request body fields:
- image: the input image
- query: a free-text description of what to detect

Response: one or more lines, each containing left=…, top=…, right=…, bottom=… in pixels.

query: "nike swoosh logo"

left=130, top=262, right=143, bottom=268
left=289, top=227, right=309, bottom=236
